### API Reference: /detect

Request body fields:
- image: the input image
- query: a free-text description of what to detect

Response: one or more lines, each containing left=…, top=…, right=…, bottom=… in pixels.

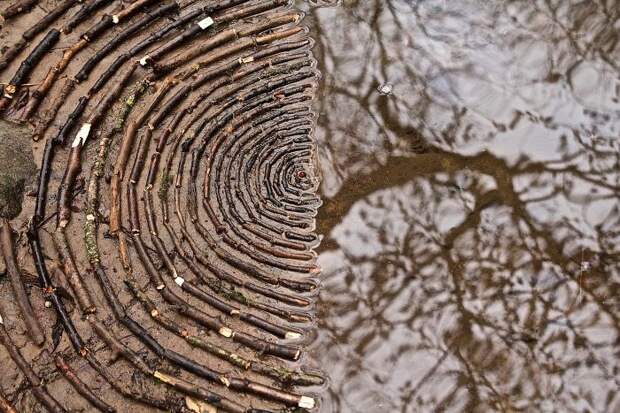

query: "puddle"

left=298, top=0, right=620, bottom=411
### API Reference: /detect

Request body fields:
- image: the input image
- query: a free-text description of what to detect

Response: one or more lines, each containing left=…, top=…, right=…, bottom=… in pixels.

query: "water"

left=297, top=1, right=620, bottom=411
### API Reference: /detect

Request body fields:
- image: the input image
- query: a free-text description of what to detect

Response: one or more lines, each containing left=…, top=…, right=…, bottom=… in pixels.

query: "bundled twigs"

left=0, top=29, right=60, bottom=111
left=0, top=313, right=66, bottom=413
left=0, top=0, right=79, bottom=72
left=126, top=279, right=322, bottom=386
left=0, top=218, right=44, bottom=345
left=18, top=0, right=159, bottom=120
left=74, top=2, right=180, bottom=83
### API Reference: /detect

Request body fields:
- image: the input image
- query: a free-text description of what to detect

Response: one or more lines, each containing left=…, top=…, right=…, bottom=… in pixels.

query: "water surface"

left=298, top=1, right=620, bottom=411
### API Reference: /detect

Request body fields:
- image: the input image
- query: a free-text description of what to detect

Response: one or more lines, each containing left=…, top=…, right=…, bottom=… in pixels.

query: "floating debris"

left=378, top=82, right=394, bottom=95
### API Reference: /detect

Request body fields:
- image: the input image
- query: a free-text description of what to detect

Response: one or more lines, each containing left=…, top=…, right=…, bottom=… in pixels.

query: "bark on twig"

left=0, top=313, right=65, bottom=413
left=0, top=218, right=44, bottom=345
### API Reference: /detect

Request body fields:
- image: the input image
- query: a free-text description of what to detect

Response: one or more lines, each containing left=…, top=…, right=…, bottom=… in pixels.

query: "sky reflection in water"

left=297, top=1, right=620, bottom=412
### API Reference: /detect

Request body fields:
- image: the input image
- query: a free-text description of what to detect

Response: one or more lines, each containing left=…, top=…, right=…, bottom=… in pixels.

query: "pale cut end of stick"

left=186, top=396, right=217, bottom=413
left=285, top=331, right=302, bottom=339
left=198, top=16, right=214, bottom=30
left=72, top=123, right=91, bottom=147
left=153, top=371, right=169, bottom=383
left=299, top=395, right=316, bottom=409
left=218, top=326, right=233, bottom=337
left=310, top=266, right=322, bottom=274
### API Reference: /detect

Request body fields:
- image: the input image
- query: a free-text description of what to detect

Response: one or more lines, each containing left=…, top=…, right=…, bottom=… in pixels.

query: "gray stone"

left=0, top=119, right=35, bottom=219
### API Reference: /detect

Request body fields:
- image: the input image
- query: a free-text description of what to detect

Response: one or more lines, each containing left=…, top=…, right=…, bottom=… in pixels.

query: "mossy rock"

left=0, top=119, right=36, bottom=219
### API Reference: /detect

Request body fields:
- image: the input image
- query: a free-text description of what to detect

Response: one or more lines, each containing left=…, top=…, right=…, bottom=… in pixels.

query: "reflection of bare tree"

left=302, top=0, right=620, bottom=411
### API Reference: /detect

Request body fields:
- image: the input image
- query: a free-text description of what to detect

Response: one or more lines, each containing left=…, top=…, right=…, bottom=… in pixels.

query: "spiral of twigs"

left=0, top=0, right=323, bottom=411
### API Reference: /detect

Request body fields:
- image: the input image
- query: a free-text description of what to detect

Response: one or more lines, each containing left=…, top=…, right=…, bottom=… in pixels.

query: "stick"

left=0, top=0, right=79, bottom=73
left=126, top=279, right=322, bottom=386
left=54, top=355, right=116, bottom=413
left=19, top=0, right=158, bottom=120
left=62, top=0, right=114, bottom=34
left=0, top=29, right=60, bottom=111
left=0, top=218, right=45, bottom=345
left=0, top=314, right=66, bottom=413
left=0, top=0, right=38, bottom=19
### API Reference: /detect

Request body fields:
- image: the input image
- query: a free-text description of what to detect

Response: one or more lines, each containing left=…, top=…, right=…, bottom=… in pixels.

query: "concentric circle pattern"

left=0, top=1, right=323, bottom=412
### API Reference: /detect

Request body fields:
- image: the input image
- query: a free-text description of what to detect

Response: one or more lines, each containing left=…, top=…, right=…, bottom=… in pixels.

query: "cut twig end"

left=285, top=331, right=302, bottom=340
left=299, top=396, right=315, bottom=409
left=218, top=327, right=232, bottom=338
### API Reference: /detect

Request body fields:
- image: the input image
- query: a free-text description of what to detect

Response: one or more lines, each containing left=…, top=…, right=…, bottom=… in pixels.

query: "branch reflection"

left=302, top=0, right=620, bottom=411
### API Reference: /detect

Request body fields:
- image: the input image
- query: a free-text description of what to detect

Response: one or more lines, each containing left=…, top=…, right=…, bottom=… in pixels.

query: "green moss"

left=158, top=172, right=172, bottom=201
left=204, top=277, right=251, bottom=305
left=223, top=287, right=250, bottom=306
left=92, top=145, right=108, bottom=179
left=83, top=212, right=100, bottom=264
left=116, top=81, right=149, bottom=128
